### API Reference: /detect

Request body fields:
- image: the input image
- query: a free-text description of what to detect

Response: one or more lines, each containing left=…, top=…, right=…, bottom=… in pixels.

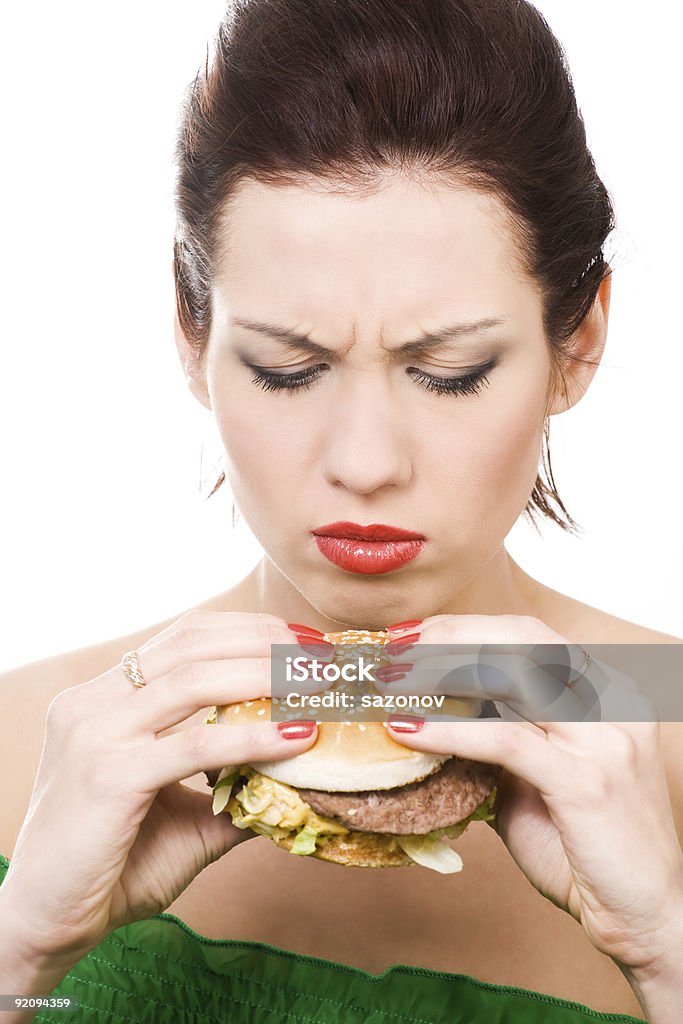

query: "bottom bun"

left=274, top=829, right=414, bottom=868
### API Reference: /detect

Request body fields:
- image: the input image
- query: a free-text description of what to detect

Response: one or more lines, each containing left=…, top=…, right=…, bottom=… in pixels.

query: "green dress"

left=0, top=855, right=646, bottom=1023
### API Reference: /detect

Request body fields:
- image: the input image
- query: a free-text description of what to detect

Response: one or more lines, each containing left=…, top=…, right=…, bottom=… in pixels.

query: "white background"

left=1, top=1, right=681, bottom=672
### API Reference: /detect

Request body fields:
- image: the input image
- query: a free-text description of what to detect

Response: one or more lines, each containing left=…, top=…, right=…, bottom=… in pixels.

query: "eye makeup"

left=238, top=355, right=498, bottom=398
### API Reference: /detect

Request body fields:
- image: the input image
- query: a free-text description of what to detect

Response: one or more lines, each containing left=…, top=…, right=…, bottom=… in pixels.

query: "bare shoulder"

left=587, top=609, right=682, bottom=643
left=0, top=611, right=183, bottom=703
left=0, top=608, right=186, bottom=860
left=582, top=611, right=682, bottom=644
left=532, top=581, right=683, bottom=644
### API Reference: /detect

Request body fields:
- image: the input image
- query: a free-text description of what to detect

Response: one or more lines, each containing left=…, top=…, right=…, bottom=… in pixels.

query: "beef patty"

left=298, top=757, right=500, bottom=835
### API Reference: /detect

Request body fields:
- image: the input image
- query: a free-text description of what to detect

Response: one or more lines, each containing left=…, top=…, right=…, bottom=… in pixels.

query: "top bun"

left=214, top=627, right=478, bottom=791
left=216, top=697, right=451, bottom=790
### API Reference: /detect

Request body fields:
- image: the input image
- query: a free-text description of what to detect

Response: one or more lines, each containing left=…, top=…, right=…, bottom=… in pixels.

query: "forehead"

left=212, top=173, right=539, bottom=326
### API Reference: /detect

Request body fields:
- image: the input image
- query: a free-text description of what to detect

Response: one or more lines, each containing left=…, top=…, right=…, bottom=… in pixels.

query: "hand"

left=2, top=611, right=319, bottom=966
left=381, top=613, right=683, bottom=975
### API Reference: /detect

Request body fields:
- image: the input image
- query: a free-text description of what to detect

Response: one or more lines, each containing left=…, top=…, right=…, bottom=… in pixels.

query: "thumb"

left=157, top=782, right=255, bottom=863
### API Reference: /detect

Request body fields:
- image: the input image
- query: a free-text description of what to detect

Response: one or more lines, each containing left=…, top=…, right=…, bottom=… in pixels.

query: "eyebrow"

left=231, top=316, right=506, bottom=358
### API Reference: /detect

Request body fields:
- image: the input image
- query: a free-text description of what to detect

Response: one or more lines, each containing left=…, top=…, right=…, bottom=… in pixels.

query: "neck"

left=232, top=547, right=547, bottom=634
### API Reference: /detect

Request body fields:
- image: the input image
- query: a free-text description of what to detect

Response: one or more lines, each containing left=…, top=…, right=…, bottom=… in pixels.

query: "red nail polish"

left=386, top=619, right=423, bottom=634
left=287, top=623, right=326, bottom=639
left=385, top=644, right=417, bottom=658
left=296, top=638, right=335, bottom=657
left=277, top=720, right=317, bottom=739
left=385, top=632, right=421, bottom=656
left=375, top=663, right=413, bottom=682
left=386, top=714, right=425, bottom=732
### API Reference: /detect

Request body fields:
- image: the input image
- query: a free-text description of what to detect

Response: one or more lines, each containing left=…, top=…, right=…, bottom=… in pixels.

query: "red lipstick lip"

left=312, top=535, right=425, bottom=574
left=311, top=521, right=426, bottom=541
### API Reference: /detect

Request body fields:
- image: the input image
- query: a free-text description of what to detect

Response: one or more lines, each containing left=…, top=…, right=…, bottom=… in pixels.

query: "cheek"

left=484, top=381, right=546, bottom=465
left=212, top=395, right=301, bottom=498
left=479, top=353, right=549, bottom=474
left=428, top=379, right=546, bottom=515
left=489, top=401, right=545, bottom=496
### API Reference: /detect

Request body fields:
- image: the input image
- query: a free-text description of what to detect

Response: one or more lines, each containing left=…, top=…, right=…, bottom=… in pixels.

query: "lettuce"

left=220, top=770, right=350, bottom=844
left=211, top=768, right=338, bottom=853
left=290, top=825, right=320, bottom=855
left=212, top=771, right=498, bottom=874
left=395, top=835, right=464, bottom=873
left=395, top=788, right=498, bottom=872
left=466, top=786, right=498, bottom=822
left=423, top=787, right=498, bottom=843
left=211, top=767, right=240, bottom=815
left=424, top=821, right=469, bottom=844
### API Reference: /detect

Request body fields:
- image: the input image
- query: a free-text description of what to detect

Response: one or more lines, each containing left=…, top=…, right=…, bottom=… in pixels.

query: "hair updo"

left=174, top=0, right=614, bottom=533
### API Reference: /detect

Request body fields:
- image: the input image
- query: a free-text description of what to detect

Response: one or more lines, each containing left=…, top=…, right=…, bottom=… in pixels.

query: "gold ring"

left=566, top=647, right=591, bottom=688
left=121, top=650, right=147, bottom=689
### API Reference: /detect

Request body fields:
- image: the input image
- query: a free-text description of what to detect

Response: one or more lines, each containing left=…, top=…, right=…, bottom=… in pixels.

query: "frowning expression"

left=190, top=173, right=556, bottom=623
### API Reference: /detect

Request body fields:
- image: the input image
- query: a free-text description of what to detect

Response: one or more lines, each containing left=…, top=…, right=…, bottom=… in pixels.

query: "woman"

left=0, top=0, right=681, bottom=1021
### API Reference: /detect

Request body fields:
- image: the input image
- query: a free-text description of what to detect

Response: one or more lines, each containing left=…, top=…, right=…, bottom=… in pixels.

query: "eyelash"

left=245, top=361, right=495, bottom=398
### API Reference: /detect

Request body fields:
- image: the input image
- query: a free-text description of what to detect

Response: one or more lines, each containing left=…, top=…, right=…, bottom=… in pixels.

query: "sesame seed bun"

left=215, top=627, right=478, bottom=791
left=209, top=628, right=493, bottom=870
left=216, top=696, right=451, bottom=790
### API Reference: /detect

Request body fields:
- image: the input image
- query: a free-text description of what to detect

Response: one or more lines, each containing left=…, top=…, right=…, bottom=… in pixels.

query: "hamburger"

left=205, top=629, right=500, bottom=873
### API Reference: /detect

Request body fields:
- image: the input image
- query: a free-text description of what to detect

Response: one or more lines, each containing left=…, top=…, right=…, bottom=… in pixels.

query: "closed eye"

left=241, top=358, right=497, bottom=398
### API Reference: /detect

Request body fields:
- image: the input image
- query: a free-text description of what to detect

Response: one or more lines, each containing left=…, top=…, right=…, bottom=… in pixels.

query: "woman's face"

left=191, top=174, right=558, bottom=626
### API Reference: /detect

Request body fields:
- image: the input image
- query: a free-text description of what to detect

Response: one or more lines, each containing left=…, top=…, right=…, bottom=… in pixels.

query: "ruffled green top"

left=0, top=854, right=645, bottom=1023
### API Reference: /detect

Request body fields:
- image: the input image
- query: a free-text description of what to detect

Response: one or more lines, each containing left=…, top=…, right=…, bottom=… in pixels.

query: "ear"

left=547, top=271, right=612, bottom=415
left=174, top=307, right=212, bottom=411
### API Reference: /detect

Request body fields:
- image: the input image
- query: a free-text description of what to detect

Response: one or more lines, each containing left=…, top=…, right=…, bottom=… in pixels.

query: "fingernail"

left=385, top=643, right=418, bottom=657
left=375, top=663, right=413, bottom=682
left=295, top=659, right=332, bottom=678
left=294, top=659, right=315, bottom=674
left=296, top=639, right=335, bottom=657
left=385, top=632, right=421, bottom=657
left=287, top=623, right=326, bottom=639
left=385, top=714, right=425, bottom=732
left=386, top=619, right=423, bottom=634
left=277, top=720, right=317, bottom=739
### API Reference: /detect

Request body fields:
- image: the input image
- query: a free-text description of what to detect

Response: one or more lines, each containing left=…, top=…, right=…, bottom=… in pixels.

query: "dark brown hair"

left=174, top=0, right=614, bottom=533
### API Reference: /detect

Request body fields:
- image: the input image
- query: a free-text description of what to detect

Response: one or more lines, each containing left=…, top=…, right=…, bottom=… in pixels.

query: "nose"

left=319, top=375, right=413, bottom=493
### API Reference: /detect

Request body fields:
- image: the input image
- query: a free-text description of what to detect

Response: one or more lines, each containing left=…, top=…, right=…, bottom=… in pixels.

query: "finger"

left=116, top=658, right=272, bottom=735
left=90, top=618, right=324, bottom=710
left=372, top=670, right=486, bottom=718
left=84, top=614, right=295, bottom=702
left=385, top=641, right=581, bottom=681
left=384, top=641, right=479, bottom=664
left=138, top=616, right=305, bottom=682
left=375, top=654, right=591, bottom=726
left=515, top=659, right=657, bottom=735
left=135, top=719, right=319, bottom=793
left=122, top=646, right=335, bottom=736
left=488, top=774, right=571, bottom=894
left=149, top=785, right=247, bottom=863
left=382, top=717, right=573, bottom=797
